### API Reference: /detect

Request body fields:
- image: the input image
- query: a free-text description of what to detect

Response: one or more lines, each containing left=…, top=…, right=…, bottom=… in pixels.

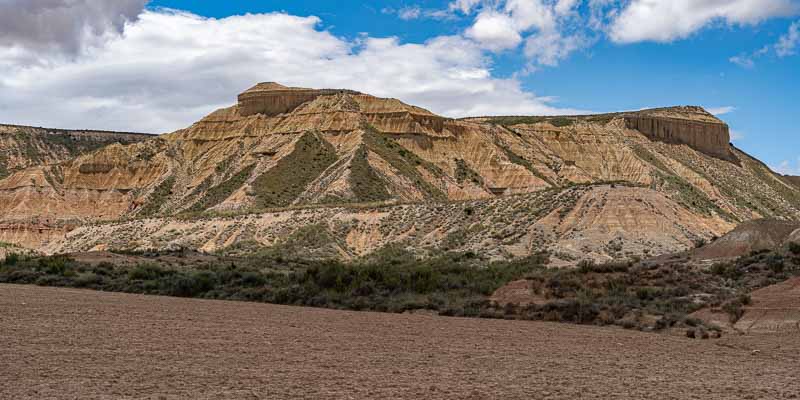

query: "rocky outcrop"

left=622, top=107, right=733, bottom=161
left=2, top=83, right=800, bottom=262
left=0, top=124, right=153, bottom=179
left=235, top=83, right=450, bottom=136
left=237, top=82, right=361, bottom=117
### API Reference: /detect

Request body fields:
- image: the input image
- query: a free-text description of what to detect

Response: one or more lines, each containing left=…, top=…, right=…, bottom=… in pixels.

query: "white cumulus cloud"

left=610, top=0, right=799, bottom=43
left=458, top=0, right=587, bottom=67
left=0, top=9, right=582, bottom=133
left=466, top=10, right=524, bottom=51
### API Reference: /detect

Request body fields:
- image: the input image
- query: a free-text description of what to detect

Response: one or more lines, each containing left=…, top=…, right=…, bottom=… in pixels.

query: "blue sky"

left=0, top=0, right=798, bottom=173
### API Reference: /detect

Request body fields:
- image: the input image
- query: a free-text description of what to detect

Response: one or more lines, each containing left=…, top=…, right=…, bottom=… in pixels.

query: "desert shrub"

left=3, top=252, right=20, bottom=266
left=6, top=241, right=799, bottom=335
left=766, top=254, right=785, bottom=273
left=579, top=260, right=631, bottom=274
left=37, top=256, right=74, bottom=276
left=74, top=272, right=102, bottom=288
left=709, top=262, right=742, bottom=279
left=160, top=270, right=217, bottom=297
left=128, top=263, right=166, bottom=281
left=36, top=274, right=71, bottom=287
left=721, top=295, right=752, bottom=324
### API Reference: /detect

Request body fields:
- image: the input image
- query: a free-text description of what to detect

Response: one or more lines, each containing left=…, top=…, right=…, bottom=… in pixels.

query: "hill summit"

left=0, top=82, right=798, bottom=263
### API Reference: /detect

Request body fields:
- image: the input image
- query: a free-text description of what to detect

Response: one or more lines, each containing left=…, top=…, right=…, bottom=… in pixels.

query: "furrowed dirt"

left=2, top=284, right=799, bottom=399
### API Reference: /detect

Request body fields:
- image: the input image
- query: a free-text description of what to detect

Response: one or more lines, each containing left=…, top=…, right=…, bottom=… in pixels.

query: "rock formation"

left=0, top=124, right=153, bottom=179
left=0, top=82, right=798, bottom=263
left=237, top=82, right=361, bottom=117
left=622, top=107, right=733, bottom=161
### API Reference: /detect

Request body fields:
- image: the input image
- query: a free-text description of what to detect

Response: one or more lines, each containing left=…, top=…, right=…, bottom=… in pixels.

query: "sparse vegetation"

left=493, top=139, right=555, bottom=186
left=347, top=145, right=392, bottom=202
left=0, top=249, right=547, bottom=316
left=0, top=153, right=9, bottom=179
left=252, top=132, right=338, bottom=209
left=5, top=241, right=798, bottom=333
left=721, top=294, right=752, bottom=323
left=189, top=165, right=255, bottom=212
left=454, top=159, right=484, bottom=186
left=789, top=241, right=800, bottom=255
left=362, top=127, right=446, bottom=200
left=138, top=176, right=176, bottom=217
left=654, top=171, right=735, bottom=220
left=487, top=116, right=575, bottom=127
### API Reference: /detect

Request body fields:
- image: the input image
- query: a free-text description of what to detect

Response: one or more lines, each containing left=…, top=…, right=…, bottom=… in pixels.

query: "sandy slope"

left=2, top=284, right=799, bottom=399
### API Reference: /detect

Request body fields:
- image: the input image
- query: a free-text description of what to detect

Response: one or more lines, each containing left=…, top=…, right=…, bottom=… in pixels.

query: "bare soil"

left=2, top=284, right=799, bottom=399
left=696, top=277, right=800, bottom=334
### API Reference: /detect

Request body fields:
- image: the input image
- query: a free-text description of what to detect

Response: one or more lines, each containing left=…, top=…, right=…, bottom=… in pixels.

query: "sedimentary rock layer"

left=1, top=82, right=798, bottom=262
left=623, top=113, right=732, bottom=161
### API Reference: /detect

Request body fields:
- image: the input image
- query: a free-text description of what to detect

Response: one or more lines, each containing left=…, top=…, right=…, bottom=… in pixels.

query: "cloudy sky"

left=0, top=0, right=798, bottom=174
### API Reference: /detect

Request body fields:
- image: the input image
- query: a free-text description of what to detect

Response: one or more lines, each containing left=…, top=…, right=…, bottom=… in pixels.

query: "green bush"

left=3, top=253, right=19, bottom=266
left=128, top=264, right=166, bottom=281
left=721, top=295, right=751, bottom=324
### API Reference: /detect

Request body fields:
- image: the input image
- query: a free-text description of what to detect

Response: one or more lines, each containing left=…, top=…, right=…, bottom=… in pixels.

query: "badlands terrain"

left=2, top=284, right=799, bottom=400
left=0, top=83, right=798, bottom=263
left=2, top=82, right=800, bottom=398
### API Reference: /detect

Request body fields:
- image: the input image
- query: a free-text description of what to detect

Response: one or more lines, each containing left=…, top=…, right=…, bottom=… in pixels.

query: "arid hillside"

left=1, top=83, right=799, bottom=261
left=0, top=124, right=153, bottom=180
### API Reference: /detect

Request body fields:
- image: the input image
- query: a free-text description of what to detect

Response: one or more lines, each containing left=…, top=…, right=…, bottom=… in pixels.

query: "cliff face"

left=622, top=107, right=733, bottom=161
left=237, top=82, right=362, bottom=117
left=1, top=83, right=799, bottom=263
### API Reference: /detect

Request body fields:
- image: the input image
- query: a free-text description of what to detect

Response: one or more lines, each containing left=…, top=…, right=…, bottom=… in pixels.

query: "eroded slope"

left=1, top=83, right=799, bottom=261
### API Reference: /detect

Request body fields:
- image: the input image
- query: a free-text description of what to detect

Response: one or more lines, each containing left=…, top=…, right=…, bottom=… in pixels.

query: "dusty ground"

left=696, top=277, right=800, bottom=334
left=2, top=284, right=799, bottom=400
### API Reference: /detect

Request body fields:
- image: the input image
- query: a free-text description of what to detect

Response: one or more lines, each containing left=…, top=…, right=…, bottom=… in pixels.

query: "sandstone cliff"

left=1, top=83, right=799, bottom=263
left=622, top=107, right=733, bottom=161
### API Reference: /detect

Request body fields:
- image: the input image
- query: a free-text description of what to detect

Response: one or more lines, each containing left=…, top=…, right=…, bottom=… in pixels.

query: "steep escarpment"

left=469, top=106, right=733, bottom=162
left=1, top=82, right=799, bottom=261
left=622, top=107, right=733, bottom=161
left=0, top=124, right=153, bottom=179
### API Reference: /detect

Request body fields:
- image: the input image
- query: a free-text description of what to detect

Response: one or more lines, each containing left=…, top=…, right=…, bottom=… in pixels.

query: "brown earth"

left=2, top=284, right=800, bottom=400
left=696, top=277, right=800, bottom=335
left=690, top=219, right=800, bottom=261
left=488, top=279, right=546, bottom=306
left=734, top=277, right=800, bottom=333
